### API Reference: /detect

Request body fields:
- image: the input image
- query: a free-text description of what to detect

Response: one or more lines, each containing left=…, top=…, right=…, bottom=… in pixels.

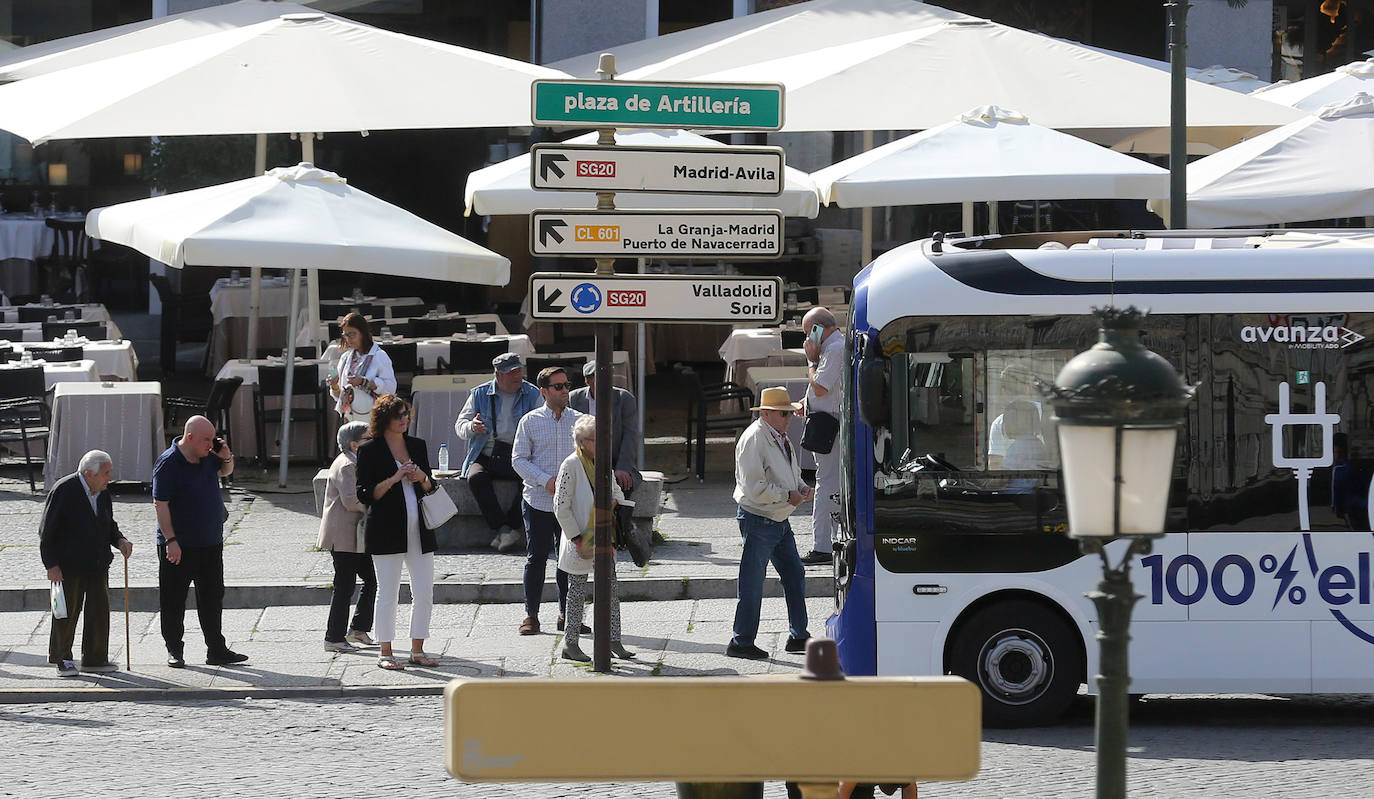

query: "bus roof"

left=860, top=229, right=1374, bottom=329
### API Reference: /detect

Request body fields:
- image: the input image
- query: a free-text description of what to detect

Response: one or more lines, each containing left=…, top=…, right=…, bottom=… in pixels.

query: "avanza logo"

left=607, top=290, right=646, bottom=307
left=1241, top=313, right=1365, bottom=350
left=576, top=160, right=615, bottom=178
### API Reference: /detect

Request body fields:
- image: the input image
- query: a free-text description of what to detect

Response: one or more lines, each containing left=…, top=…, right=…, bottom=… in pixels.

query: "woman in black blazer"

left=355, top=394, right=439, bottom=670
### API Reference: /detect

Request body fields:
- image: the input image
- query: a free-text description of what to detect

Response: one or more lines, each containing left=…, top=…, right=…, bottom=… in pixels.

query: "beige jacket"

left=317, top=452, right=366, bottom=552
left=733, top=418, right=804, bottom=521
left=553, top=451, right=625, bottom=576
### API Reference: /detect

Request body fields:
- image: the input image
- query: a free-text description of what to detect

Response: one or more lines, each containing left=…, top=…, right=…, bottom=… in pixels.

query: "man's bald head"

left=185, top=415, right=215, bottom=438
left=180, top=415, right=218, bottom=460
left=802, top=306, right=837, bottom=331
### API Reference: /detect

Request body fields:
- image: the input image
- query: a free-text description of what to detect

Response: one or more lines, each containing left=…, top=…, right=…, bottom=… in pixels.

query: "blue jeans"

left=522, top=502, right=569, bottom=618
left=731, top=507, right=810, bottom=647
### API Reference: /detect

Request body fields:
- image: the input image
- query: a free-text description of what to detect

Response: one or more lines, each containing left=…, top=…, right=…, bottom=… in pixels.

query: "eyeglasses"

left=775, top=410, right=794, bottom=417
left=546, top=382, right=570, bottom=391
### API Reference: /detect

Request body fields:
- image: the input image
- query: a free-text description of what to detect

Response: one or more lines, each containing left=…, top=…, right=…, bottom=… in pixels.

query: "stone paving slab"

left=0, top=596, right=831, bottom=702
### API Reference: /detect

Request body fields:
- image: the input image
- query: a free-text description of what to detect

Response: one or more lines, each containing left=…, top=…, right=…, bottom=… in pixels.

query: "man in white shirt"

left=512, top=366, right=583, bottom=636
left=727, top=387, right=815, bottom=660
left=800, top=306, right=844, bottom=565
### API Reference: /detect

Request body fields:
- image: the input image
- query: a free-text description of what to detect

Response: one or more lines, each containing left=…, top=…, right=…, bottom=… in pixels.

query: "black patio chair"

left=253, top=363, right=327, bottom=467
left=679, top=364, right=754, bottom=482
left=437, top=339, right=508, bottom=374
left=0, top=366, right=51, bottom=491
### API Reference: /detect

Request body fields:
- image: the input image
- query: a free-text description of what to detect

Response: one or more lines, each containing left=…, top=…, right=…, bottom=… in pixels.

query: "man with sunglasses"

left=511, top=366, right=583, bottom=636
left=726, top=387, right=815, bottom=660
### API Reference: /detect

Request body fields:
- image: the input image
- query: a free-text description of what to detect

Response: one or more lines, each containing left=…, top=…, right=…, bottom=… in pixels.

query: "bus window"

left=984, top=350, right=1071, bottom=473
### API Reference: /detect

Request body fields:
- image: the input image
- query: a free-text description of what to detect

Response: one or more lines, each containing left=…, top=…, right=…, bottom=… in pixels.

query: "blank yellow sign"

left=444, top=675, right=980, bottom=783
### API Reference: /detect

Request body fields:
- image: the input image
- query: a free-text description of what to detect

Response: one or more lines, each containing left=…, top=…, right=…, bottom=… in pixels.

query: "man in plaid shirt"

left=512, top=366, right=583, bottom=636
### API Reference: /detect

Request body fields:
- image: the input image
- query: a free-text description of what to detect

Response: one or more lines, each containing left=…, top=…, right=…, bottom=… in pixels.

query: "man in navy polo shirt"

left=155, top=415, right=246, bottom=668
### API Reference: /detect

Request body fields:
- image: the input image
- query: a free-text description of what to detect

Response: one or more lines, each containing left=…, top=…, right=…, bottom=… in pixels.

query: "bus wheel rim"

left=978, top=628, right=1052, bottom=705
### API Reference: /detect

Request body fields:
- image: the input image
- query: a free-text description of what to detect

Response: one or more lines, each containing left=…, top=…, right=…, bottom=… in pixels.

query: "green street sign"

left=531, top=79, right=784, bottom=130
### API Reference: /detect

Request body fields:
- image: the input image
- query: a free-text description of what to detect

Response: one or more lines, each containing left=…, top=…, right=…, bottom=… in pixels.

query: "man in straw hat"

left=726, top=386, right=815, bottom=660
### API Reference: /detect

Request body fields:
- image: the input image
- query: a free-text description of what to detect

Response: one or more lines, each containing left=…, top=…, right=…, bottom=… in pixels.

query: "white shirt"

left=806, top=330, right=845, bottom=416
left=78, top=473, right=99, bottom=515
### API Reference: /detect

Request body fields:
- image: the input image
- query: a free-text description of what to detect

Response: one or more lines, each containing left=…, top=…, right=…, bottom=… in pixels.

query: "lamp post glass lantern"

left=1044, top=306, right=1194, bottom=799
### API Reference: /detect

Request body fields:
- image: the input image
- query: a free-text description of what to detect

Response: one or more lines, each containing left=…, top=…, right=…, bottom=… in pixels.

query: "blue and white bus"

left=826, top=229, right=1374, bottom=726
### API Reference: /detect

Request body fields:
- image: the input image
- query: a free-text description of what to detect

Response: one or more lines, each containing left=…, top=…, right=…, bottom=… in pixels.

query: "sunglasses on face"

left=775, top=409, right=794, bottom=417
left=546, top=382, right=570, bottom=391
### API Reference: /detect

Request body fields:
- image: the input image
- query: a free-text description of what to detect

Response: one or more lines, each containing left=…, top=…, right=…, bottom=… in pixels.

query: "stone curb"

left=0, top=684, right=447, bottom=704
left=0, top=575, right=832, bottom=611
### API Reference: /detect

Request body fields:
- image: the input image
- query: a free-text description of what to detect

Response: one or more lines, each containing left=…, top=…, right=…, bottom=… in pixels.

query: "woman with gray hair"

left=552, top=414, right=634, bottom=662
left=316, top=421, right=376, bottom=651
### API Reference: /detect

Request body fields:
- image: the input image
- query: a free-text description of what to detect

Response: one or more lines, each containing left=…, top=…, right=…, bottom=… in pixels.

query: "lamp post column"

left=1085, top=539, right=1147, bottom=799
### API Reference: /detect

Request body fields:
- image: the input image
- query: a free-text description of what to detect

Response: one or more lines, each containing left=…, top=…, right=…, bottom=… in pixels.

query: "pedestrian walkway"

left=0, top=461, right=837, bottom=701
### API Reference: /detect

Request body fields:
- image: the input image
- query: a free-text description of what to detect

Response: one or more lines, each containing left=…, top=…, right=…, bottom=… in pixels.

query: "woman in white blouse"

left=326, top=311, right=397, bottom=424
left=553, top=414, right=634, bottom=663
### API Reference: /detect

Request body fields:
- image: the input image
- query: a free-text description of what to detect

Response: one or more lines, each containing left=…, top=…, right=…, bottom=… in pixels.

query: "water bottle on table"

left=438, top=442, right=450, bottom=473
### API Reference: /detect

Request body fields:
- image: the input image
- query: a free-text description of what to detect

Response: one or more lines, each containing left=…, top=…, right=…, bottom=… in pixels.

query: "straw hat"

left=751, top=386, right=802, bottom=412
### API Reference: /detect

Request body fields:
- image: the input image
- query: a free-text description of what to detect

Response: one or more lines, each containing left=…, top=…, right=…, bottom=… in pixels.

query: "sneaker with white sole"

left=497, top=529, right=524, bottom=552
left=345, top=630, right=376, bottom=646
left=56, top=660, right=78, bottom=677
left=323, top=640, right=357, bottom=653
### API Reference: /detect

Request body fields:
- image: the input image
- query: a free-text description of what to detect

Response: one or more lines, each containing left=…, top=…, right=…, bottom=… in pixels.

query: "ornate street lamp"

left=1043, top=307, right=1195, bottom=799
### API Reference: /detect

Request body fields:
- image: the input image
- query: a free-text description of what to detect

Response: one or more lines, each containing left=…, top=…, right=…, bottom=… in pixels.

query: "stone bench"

left=313, top=468, right=664, bottom=553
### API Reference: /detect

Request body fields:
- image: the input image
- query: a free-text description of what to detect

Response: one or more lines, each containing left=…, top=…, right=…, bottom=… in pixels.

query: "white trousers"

left=812, top=445, right=842, bottom=552
left=372, top=549, right=435, bottom=643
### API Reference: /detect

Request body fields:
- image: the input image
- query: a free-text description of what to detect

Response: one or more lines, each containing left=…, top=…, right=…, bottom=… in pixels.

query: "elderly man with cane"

left=40, top=450, right=132, bottom=676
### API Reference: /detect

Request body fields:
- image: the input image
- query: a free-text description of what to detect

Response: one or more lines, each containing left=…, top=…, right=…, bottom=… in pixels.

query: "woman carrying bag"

left=316, top=421, right=377, bottom=652
left=355, top=394, right=440, bottom=669
left=327, top=311, right=397, bottom=424
left=553, top=414, right=635, bottom=663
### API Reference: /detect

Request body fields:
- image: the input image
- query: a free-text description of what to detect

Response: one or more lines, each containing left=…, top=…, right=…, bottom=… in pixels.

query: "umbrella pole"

left=247, top=135, right=268, bottom=363
left=298, top=134, right=321, bottom=355
left=961, top=201, right=974, bottom=237
left=278, top=267, right=302, bottom=488
left=860, top=130, right=874, bottom=264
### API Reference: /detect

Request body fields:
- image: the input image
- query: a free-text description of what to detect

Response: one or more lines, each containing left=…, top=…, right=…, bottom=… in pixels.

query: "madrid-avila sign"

left=528, top=273, right=782, bottom=324
left=530, top=143, right=785, bottom=196
left=529, top=209, right=784, bottom=258
left=531, top=79, right=784, bottom=130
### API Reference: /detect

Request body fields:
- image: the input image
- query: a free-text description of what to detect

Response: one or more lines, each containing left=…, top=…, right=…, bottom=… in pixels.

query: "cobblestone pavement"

left=3, top=692, right=1372, bottom=798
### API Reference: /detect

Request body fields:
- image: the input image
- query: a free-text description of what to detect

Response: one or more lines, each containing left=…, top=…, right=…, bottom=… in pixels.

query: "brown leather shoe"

left=518, top=616, right=540, bottom=635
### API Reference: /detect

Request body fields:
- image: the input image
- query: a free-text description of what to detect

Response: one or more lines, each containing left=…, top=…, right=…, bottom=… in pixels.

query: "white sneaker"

left=323, top=640, right=357, bottom=653
left=497, top=529, right=524, bottom=552
left=56, top=660, right=78, bottom=677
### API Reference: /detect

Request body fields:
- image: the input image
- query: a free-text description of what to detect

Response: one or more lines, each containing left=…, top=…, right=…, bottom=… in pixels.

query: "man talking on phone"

left=154, top=415, right=246, bottom=668
left=800, top=306, right=844, bottom=566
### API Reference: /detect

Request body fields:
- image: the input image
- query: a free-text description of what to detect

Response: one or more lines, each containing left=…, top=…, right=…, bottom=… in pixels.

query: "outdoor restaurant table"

left=322, top=333, right=534, bottom=372
left=719, top=328, right=808, bottom=386
left=409, top=373, right=487, bottom=470
left=0, top=213, right=86, bottom=297
left=0, top=357, right=100, bottom=390
left=44, top=380, right=164, bottom=488
left=744, top=364, right=816, bottom=471
left=213, top=357, right=327, bottom=461
left=11, top=338, right=137, bottom=381
left=0, top=302, right=113, bottom=324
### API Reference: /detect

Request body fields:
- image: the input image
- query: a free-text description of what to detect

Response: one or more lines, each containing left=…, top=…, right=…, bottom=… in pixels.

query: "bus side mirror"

left=857, top=335, right=889, bottom=429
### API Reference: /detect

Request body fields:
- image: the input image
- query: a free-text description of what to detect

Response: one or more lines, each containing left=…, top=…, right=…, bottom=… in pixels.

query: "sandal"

left=377, top=655, right=405, bottom=670
left=407, top=653, right=439, bottom=667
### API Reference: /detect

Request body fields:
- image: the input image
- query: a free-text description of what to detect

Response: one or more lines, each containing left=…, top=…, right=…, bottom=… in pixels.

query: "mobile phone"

left=213, top=436, right=226, bottom=453
left=808, top=324, right=824, bottom=343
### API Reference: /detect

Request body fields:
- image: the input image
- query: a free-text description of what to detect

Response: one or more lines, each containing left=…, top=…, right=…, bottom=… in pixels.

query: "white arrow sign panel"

left=529, top=273, right=782, bottom=324
left=530, top=143, right=785, bottom=195
left=530, top=209, right=783, bottom=258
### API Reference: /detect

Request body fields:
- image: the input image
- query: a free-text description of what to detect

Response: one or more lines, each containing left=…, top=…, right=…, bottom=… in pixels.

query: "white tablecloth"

left=323, top=334, right=535, bottom=372
left=0, top=303, right=112, bottom=324
left=0, top=319, right=125, bottom=343
left=744, top=365, right=816, bottom=470
left=410, top=373, right=488, bottom=471
left=213, top=358, right=326, bottom=460
left=719, top=328, right=807, bottom=387
left=12, top=339, right=137, bottom=380
left=45, top=381, right=164, bottom=487
left=0, top=214, right=85, bottom=298
left=0, top=358, right=100, bottom=389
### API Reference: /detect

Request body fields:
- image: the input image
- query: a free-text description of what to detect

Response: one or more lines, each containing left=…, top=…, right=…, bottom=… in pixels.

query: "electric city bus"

left=826, top=228, right=1374, bottom=726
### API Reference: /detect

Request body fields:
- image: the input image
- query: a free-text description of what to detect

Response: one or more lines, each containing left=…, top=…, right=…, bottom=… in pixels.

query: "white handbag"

left=50, top=581, right=67, bottom=620
left=420, top=484, right=458, bottom=528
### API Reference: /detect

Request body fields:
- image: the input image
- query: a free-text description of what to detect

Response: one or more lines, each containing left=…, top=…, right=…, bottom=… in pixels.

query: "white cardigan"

left=553, top=451, right=625, bottom=576
left=330, top=343, right=397, bottom=417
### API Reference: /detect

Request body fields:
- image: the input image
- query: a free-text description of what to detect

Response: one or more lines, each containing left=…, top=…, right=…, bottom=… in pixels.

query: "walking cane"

left=123, top=556, right=131, bottom=672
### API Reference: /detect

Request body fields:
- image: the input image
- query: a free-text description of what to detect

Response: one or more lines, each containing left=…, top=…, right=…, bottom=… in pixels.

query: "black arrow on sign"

left=538, top=218, right=567, bottom=247
left=539, top=152, right=569, bottom=181
left=537, top=286, right=566, bottom=314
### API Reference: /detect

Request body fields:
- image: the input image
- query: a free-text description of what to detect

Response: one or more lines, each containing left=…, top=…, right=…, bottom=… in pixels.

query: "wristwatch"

left=164, top=536, right=177, bottom=545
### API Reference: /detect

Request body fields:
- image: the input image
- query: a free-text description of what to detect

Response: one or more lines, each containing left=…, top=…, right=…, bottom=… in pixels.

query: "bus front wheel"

left=949, top=600, right=1080, bottom=727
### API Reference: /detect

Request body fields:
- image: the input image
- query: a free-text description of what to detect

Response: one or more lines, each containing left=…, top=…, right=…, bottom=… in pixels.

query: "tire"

left=948, top=599, right=1081, bottom=727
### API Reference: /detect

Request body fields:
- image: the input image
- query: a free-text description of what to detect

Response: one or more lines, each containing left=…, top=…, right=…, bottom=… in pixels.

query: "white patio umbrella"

left=813, top=106, right=1169, bottom=232
left=1147, top=93, right=1374, bottom=228
left=87, top=163, right=510, bottom=485
left=464, top=129, right=821, bottom=218
left=1249, top=59, right=1374, bottom=111
left=0, top=6, right=565, bottom=360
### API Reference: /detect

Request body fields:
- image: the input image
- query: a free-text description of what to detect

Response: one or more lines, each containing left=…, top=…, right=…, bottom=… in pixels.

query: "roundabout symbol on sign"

left=570, top=283, right=602, bottom=314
